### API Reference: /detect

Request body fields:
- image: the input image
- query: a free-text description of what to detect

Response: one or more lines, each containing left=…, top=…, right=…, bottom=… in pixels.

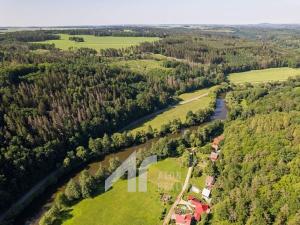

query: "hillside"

left=211, top=79, right=300, bottom=225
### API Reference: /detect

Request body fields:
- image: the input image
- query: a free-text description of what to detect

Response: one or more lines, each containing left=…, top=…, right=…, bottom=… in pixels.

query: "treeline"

left=137, top=36, right=299, bottom=71
left=57, top=27, right=168, bottom=38
left=2, top=31, right=60, bottom=42
left=39, top=120, right=224, bottom=225
left=207, top=80, right=300, bottom=225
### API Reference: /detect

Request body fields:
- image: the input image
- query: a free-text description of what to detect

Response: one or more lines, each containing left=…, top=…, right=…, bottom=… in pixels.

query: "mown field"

left=229, top=67, right=300, bottom=84
left=110, top=59, right=173, bottom=76
left=130, top=87, right=214, bottom=133
left=63, top=158, right=187, bottom=225
left=34, top=34, right=159, bottom=51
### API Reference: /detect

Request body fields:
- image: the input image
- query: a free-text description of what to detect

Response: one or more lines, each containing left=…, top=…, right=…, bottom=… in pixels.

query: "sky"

left=0, top=0, right=300, bottom=26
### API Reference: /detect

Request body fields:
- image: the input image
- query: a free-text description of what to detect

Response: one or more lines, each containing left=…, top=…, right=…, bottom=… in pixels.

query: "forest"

left=0, top=26, right=299, bottom=224
left=209, top=78, right=300, bottom=225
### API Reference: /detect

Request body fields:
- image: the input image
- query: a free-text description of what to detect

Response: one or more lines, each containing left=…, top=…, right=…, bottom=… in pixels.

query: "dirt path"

left=163, top=166, right=193, bottom=225
left=179, top=93, right=208, bottom=105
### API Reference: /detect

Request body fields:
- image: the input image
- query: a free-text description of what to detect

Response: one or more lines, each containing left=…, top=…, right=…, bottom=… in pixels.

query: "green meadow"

left=229, top=67, right=300, bottom=84
left=110, top=59, right=173, bottom=76
left=130, top=87, right=214, bottom=133
left=63, top=158, right=187, bottom=225
left=34, top=34, right=159, bottom=51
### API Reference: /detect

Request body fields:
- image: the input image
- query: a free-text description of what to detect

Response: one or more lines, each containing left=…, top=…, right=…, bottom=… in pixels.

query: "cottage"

left=205, top=176, right=215, bottom=188
left=210, top=152, right=219, bottom=162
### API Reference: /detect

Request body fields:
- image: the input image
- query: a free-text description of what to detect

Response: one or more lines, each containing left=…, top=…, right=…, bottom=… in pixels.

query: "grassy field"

left=34, top=34, right=159, bottom=51
left=130, top=87, right=214, bottom=133
left=110, top=59, right=173, bottom=76
left=63, top=158, right=187, bottom=225
left=229, top=67, right=300, bottom=84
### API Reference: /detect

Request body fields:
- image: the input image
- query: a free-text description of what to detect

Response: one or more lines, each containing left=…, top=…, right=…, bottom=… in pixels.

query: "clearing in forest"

left=229, top=67, right=300, bottom=84
left=33, top=34, right=159, bottom=51
left=129, top=87, right=215, bottom=133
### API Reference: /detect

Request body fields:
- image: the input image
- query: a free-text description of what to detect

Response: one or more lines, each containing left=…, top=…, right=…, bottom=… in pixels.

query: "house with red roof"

left=187, top=196, right=210, bottom=221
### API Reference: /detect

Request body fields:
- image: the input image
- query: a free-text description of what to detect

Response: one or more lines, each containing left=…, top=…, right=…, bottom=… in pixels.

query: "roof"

left=194, top=211, right=201, bottom=221
left=205, top=176, right=215, bottom=186
left=187, top=196, right=210, bottom=221
left=202, top=188, right=211, bottom=198
left=175, top=214, right=192, bottom=225
left=211, top=143, right=219, bottom=150
left=213, top=135, right=224, bottom=145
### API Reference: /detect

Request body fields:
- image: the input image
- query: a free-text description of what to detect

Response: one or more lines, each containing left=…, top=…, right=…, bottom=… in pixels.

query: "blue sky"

left=0, top=0, right=300, bottom=26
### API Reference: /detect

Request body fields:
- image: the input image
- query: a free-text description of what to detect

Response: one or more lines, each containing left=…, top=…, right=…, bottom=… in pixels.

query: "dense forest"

left=0, top=26, right=299, bottom=224
left=209, top=78, right=300, bottom=225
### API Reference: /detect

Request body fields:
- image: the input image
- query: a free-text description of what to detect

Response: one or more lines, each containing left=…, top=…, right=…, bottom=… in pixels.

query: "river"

left=15, top=98, right=227, bottom=225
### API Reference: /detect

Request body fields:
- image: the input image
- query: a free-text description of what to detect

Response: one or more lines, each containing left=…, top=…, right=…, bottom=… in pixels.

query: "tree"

left=108, top=156, right=121, bottom=174
left=64, top=179, right=81, bottom=201
left=75, top=146, right=88, bottom=161
left=102, top=134, right=111, bottom=153
left=39, top=204, right=60, bottom=225
left=95, top=163, right=106, bottom=181
left=79, top=170, right=96, bottom=198
left=54, top=192, right=68, bottom=209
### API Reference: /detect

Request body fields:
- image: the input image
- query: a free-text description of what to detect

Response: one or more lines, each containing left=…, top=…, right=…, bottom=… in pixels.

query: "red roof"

left=175, top=214, right=192, bottom=225
left=194, top=212, right=201, bottom=221
left=187, top=196, right=210, bottom=221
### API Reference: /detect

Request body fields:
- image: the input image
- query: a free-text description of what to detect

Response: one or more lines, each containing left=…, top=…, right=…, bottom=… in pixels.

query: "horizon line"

left=1, top=23, right=300, bottom=28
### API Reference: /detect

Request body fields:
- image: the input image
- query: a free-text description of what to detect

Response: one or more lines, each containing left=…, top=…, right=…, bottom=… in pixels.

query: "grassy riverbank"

left=130, top=86, right=216, bottom=133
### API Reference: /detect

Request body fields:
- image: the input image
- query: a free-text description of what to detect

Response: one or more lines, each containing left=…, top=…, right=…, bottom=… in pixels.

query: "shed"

left=202, top=188, right=211, bottom=199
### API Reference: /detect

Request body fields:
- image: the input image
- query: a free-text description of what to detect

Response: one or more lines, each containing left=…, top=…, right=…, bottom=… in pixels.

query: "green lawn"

left=131, top=87, right=214, bottom=133
left=63, top=158, right=187, bottom=225
left=33, top=34, right=159, bottom=51
left=229, top=67, right=300, bottom=84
